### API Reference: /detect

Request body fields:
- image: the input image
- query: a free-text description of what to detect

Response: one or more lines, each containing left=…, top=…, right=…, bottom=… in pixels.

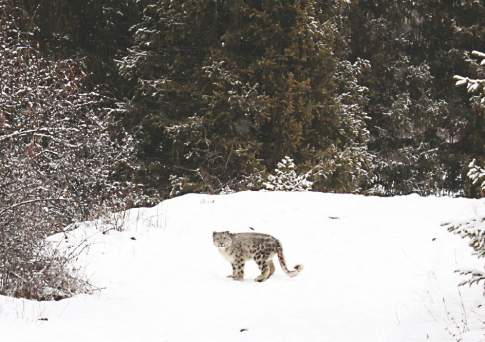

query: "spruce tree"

left=348, top=0, right=485, bottom=195
left=118, top=0, right=372, bottom=195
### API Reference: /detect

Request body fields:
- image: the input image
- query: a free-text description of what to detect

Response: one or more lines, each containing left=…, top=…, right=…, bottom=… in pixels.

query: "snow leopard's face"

left=213, top=231, right=232, bottom=248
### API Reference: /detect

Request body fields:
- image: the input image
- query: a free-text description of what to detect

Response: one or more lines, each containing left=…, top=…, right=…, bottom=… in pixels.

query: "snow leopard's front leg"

left=230, top=256, right=245, bottom=281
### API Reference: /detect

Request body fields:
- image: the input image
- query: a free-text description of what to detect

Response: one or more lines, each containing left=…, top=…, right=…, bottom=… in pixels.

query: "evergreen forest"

left=2, top=0, right=485, bottom=203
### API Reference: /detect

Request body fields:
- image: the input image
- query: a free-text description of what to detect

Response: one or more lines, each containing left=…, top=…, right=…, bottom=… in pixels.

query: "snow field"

left=1, top=192, right=485, bottom=341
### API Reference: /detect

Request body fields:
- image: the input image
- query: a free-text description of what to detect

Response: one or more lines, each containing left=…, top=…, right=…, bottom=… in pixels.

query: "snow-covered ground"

left=1, top=192, right=485, bottom=341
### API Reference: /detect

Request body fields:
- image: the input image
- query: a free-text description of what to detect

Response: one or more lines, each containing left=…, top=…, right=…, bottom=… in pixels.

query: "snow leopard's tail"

left=276, top=243, right=303, bottom=277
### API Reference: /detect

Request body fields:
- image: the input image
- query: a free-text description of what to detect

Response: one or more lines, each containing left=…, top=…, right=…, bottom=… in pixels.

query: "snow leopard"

left=212, top=231, right=303, bottom=282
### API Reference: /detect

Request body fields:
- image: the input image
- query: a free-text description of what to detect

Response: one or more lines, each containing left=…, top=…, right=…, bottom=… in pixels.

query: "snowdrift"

left=1, top=192, right=485, bottom=341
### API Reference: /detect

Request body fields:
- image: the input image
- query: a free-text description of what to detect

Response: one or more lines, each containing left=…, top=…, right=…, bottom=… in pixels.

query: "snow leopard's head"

left=213, top=231, right=233, bottom=248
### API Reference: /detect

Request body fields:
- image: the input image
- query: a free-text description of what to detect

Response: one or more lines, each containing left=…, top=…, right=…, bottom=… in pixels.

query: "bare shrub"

left=0, top=1, right=138, bottom=300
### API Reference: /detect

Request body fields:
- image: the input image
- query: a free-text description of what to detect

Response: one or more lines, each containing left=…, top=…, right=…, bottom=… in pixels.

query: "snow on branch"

left=455, top=269, right=485, bottom=288
left=443, top=217, right=485, bottom=290
left=263, top=156, right=313, bottom=191
left=453, top=50, right=485, bottom=108
left=456, top=51, right=485, bottom=194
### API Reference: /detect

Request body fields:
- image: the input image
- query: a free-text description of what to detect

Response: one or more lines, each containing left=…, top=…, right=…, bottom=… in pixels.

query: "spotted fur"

left=213, top=231, right=303, bottom=282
